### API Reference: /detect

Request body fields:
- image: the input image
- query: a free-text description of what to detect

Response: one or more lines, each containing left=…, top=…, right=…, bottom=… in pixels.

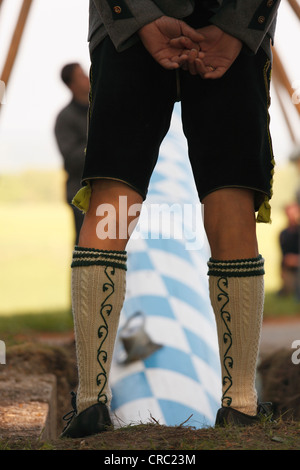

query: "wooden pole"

left=272, top=47, right=300, bottom=116
left=273, top=75, right=298, bottom=143
left=0, top=0, right=33, bottom=87
left=287, top=0, right=300, bottom=21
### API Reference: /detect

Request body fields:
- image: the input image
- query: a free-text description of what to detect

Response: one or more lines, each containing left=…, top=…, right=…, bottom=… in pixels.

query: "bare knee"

left=203, top=188, right=258, bottom=260
left=79, top=179, right=143, bottom=250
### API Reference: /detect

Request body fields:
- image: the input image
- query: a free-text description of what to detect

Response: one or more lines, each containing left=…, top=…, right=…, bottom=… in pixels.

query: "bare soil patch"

left=0, top=330, right=300, bottom=451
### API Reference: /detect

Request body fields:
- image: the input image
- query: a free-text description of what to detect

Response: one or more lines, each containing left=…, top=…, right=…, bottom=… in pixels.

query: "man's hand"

left=176, top=25, right=242, bottom=79
left=138, top=16, right=204, bottom=70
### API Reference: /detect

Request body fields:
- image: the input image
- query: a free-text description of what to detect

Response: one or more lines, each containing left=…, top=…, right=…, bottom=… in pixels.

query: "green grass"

left=0, top=308, right=73, bottom=339
left=0, top=201, right=74, bottom=314
left=1, top=419, right=300, bottom=451
left=264, top=291, right=300, bottom=317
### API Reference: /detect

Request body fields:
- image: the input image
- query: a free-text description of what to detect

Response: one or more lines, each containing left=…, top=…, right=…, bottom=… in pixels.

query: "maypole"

left=0, top=0, right=33, bottom=111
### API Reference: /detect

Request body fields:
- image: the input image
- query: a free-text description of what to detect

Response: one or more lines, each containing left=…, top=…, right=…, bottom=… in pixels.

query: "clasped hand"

left=138, top=16, right=242, bottom=79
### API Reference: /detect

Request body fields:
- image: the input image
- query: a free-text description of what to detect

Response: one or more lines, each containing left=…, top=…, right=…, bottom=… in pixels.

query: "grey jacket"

left=88, top=0, right=281, bottom=59
left=54, top=100, right=88, bottom=203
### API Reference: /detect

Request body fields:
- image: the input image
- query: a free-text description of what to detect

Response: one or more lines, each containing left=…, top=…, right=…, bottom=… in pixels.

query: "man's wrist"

left=138, top=15, right=165, bottom=38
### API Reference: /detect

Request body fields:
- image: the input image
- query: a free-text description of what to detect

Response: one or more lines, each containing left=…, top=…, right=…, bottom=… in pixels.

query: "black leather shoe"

left=215, top=402, right=274, bottom=427
left=60, top=392, right=113, bottom=438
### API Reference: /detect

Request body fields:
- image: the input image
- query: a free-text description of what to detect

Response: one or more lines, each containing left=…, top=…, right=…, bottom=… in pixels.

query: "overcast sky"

left=0, top=0, right=299, bottom=173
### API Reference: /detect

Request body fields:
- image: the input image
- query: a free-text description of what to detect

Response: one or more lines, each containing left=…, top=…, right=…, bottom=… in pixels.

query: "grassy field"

left=0, top=170, right=73, bottom=317
left=0, top=202, right=73, bottom=314
left=0, top=165, right=299, bottom=328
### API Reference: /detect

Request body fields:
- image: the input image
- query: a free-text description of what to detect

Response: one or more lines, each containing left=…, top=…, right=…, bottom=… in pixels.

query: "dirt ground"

left=1, top=323, right=300, bottom=450
left=0, top=334, right=78, bottom=438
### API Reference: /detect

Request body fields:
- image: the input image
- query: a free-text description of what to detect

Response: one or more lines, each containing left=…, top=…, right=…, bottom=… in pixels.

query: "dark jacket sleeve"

left=210, top=0, right=281, bottom=55
left=91, top=0, right=164, bottom=51
left=90, top=0, right=194, bottom=51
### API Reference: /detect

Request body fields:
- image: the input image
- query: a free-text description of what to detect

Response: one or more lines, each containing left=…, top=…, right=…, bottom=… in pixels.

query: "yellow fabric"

left=72, top=182, right=92, bottom=213
left=256, top=196, right=271, bottom=224
left=256, top=58, right=275, bottom=225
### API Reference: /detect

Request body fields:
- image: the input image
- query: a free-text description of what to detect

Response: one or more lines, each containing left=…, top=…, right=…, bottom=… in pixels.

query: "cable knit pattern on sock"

left=71, top=247, right=126, bottom=414
left=208, top=256, right=264, bottom=416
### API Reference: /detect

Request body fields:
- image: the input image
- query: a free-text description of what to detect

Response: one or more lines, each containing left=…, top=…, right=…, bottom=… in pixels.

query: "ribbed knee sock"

left=208, top=255, right=265, bottom=416
left=71, top=246, right=127, bottom=414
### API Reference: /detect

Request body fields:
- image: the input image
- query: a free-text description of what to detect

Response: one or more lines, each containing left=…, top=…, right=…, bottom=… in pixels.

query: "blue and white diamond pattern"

left=110, top=104, right=221, bottom=428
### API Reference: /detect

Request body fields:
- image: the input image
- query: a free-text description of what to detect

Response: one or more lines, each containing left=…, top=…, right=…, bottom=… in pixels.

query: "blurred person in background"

left=278, top=202, right=300, bottom=297
left=54, top=63, right=90, bottom=245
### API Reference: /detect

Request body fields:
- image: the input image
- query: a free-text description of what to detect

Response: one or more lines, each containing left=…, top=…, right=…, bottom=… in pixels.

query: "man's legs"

left=79, top=180, right=142, bottom=251
left=62, top=180, right=142, bottom=437
left=203, top=188, right=265, bottom=418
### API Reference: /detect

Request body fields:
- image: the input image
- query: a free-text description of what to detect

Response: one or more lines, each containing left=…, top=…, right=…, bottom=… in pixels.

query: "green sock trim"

left=207, top=255, right=265, bottom=277
left=71, top=246, right=127, bottom=270
left=74, top=245, right=127, bottom=255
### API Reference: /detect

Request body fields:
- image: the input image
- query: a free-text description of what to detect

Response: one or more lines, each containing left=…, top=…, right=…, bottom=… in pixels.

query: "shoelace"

left=62, top=391, right=77, bottom=429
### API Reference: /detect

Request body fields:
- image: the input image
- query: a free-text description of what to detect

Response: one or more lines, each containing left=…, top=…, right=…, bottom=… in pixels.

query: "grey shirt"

left=88, top=0, right=281, bottom=59
left=54, top=99, right=88, bottom=203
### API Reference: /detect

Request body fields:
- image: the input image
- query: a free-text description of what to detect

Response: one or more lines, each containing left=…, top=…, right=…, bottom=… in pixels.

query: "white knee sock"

left=208, top=256, right=265, bottom=416
left=71, top=246, right=127, bottom=414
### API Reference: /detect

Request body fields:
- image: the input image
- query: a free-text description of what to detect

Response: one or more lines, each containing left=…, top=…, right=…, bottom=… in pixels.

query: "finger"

left=194, top=58, right=208, bottom=77
left=197, top=51, right=206, bottom=59
left=159, top=58, right=180, bottom=70
left=180, top=21, right=205, bottom=43
left=171, top=53, right=189, bottom=68
left=203, top=68, right=226, bottom=79
left=175, top=50, right=199, bottom=75
left=169, top=37, right=200, bottom=51
left=194, top=58, right=226, bottom=79
left=186, top=49, right=198, bottom=75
